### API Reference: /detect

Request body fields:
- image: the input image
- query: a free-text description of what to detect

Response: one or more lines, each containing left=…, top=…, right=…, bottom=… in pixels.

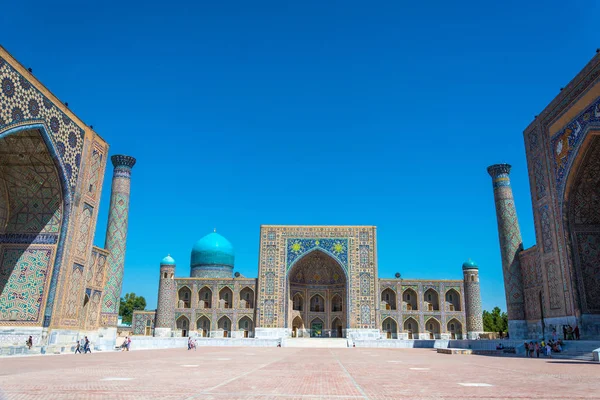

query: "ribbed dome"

left=160, top=255, right=176, bottom=266
left=190, top=232, right=234, bottom=278
left=462, top=259, right=478, bottom=270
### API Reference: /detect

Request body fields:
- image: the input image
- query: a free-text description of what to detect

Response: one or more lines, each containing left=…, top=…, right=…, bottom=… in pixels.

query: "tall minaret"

left=487, top=163, right=527, bottom=338
left=100, top=155, right=136, bottom=327
left=155, top=255, right=176, bottom=337
left=462, top=259, right=484, bottom=339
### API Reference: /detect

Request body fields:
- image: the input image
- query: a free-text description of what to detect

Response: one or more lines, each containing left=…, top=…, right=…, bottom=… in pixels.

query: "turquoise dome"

left=191, top=232, right=235, bottom=268
left=160, top=255, right=176, bottom=266
left=462, top=259, right=478, bottom=270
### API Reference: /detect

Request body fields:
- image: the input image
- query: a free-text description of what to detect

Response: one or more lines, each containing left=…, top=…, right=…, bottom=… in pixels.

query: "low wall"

left=128, top=336, right=280, bottom=350
left=353, top=339, right=525, bottom=350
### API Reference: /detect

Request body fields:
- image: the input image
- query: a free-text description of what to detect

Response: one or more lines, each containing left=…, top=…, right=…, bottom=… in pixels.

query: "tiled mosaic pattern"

left=574, top=232, right=600, bottom=312
left=568, top=137, right=600, bottom=314
left=540, top=205, right=553, bottom=253
left=257, top=226, right=378, bottom=330
left=156, top=264, right=176, bottom=328
left=462, top=270, right=483, bottom=333
left=550, top=97, right=600, bottom=201
left=0, top=57, right=85, bottom=189
left=101, top=156, right=135, bottom=326
left=487, top=165, right=525, bottom=321
left=0, top=248, right=52, bottom=321
left=133, top=311, right=155, bottom=335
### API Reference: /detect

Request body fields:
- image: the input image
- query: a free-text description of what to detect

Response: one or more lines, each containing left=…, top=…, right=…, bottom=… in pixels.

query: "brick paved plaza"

left=0, top=347, right=597, bottom=399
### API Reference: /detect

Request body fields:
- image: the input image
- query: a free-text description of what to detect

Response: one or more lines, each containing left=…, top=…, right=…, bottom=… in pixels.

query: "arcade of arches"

left=135, top=225, right=477, bottom=340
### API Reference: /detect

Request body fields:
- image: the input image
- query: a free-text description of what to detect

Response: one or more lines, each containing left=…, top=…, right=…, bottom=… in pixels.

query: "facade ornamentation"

left=136, top=226, right=482, bottom=341
left=0, top=47, right=133, bottom=350
left=493, top=51, right=600, bottom=339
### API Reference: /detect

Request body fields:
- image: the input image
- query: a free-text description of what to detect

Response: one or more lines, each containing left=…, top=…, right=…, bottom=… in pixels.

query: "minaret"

left=462, top=259, right=484, bottom=339
left=487, top=163, right=527, bottom=338
left=100, top=155, right=136, bottom=327
left=155, top=255, right=176, bottom=337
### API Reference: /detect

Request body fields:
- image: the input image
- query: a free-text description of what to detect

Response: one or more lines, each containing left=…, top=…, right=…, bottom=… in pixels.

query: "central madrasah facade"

left=133, top=225, right=484, bottom=340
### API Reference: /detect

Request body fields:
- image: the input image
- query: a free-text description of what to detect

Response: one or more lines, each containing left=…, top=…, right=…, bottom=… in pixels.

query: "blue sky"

left=2, top=1, right=599, bottom=311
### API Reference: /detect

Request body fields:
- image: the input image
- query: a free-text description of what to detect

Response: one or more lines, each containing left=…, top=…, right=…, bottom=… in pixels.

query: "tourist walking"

left=535, top=342, right=540, bottom=358
left=84, top=336, right=91, bottom=353
left=74, top=341, right=81, bottom=354
left=126, top=337, right=131, bottom=351
left=25, top=336, right=33, bottom=350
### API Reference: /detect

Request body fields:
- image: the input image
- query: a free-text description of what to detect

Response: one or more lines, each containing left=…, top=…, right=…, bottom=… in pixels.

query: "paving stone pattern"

left=0, top=347, right=598, bottom=399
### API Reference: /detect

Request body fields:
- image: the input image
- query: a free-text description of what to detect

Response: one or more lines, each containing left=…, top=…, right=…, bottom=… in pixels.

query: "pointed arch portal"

left=287, top=250, right=347, bottom=337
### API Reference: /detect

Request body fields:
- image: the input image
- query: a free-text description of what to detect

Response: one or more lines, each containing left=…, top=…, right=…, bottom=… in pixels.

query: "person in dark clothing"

left=25, top=336, right=33, bottom=350
left=574, top=325, right=580, bottom=340
left=84, top=336, right=91, bottom=353
left=74, top=341, right=82, bottom=354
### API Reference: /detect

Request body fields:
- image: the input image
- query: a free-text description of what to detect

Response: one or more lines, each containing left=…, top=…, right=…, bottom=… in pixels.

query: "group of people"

left=74, top=336, right=92, bottom=354
left=563, top=325, right=580, bottom=340
left=187, top=337, right=197, bottom=350
left=120, top=337, right=132, bottom=351
left=524, top=329, right=567, bottom=358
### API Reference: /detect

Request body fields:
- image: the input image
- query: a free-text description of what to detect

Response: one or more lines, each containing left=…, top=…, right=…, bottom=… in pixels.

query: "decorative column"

left=100, top=155, right=136, bottom=327
left=462, top=259, right=484, bottom=339
left=487, top=163, right=527, bottom=338
left=155, top=255, right=176, bottom=337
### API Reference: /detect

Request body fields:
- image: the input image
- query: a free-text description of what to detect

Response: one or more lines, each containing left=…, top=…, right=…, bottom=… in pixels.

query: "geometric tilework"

left=156, top=265, right=175, bottom=329
left=0, top=130, right=62, bottom=234
left=533, top=155, right=546, bottom=200
left=64, top=264, right=84, bottom=320
left=568, top=137, right=600, bottom=314
left=540, top=205, right=553, bottom=253
left=570, top=137, right=600, bottom=225
left=545, top=259, right=562, bottom=310
left=551, top=96, right=600, bottom=203
left=487, top=164, right=525, bottom=321
left=574, top=232, right=600, bottom=312
left=0, top=248, right=52, bottom=322
left=360, top=304, right=371, bottom=325
left=265, top=272, right=275, bottom=295
left=0, top=57, right=85, bottom=190
left=360, top=272, right=370, bottom=296
left=75, top=204, right=93, bottom=259
left=288, top=251, right=345, bottom=285
left=463, top=272, right=483, bottom=333
left=101, top=155, right=135, bottom=327
left=132, top=311, right=155, bottom=335
left=286, top=238, right=348, bottom=272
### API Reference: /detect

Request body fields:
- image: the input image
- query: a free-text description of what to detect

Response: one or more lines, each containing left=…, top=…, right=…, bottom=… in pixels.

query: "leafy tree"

left=119, top=292, right=146, bottom=324
left=482, top=306, right=508, bottom=333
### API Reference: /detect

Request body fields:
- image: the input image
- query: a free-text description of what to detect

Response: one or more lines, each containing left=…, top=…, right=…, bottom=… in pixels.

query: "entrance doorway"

left=287, top=250, right=347, bottom=338
left=311, top=318, right=323, bottom=337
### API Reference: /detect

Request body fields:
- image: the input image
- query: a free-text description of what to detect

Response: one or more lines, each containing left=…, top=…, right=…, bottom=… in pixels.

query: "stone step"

left=283, top=338, right=349, bottom=348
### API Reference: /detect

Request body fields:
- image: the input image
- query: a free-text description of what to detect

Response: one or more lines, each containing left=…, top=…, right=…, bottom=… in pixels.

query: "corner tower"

left=155, top=255, right=176, bottom=337
left=100, top=155, right=136, bottom=327
left=487, top=163, right=526, bottom=338
left=462, top=259, right=484, bottom=339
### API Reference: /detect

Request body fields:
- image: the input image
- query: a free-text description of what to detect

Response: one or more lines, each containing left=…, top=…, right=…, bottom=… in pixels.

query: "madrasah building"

left=133, top=226, right=484, bottom=341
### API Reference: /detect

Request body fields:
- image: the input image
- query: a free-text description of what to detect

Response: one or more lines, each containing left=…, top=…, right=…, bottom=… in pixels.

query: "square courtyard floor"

left=0, top=347, right=597, bottom=399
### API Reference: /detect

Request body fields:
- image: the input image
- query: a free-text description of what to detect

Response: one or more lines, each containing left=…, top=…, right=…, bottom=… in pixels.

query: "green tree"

left=119, top=292, right=146, bottom=324
left=482, top=306, right=508, bottom=333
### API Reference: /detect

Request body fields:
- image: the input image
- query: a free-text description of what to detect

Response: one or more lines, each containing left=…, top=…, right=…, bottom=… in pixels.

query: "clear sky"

left=2, top=1, right=599, bottom=312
